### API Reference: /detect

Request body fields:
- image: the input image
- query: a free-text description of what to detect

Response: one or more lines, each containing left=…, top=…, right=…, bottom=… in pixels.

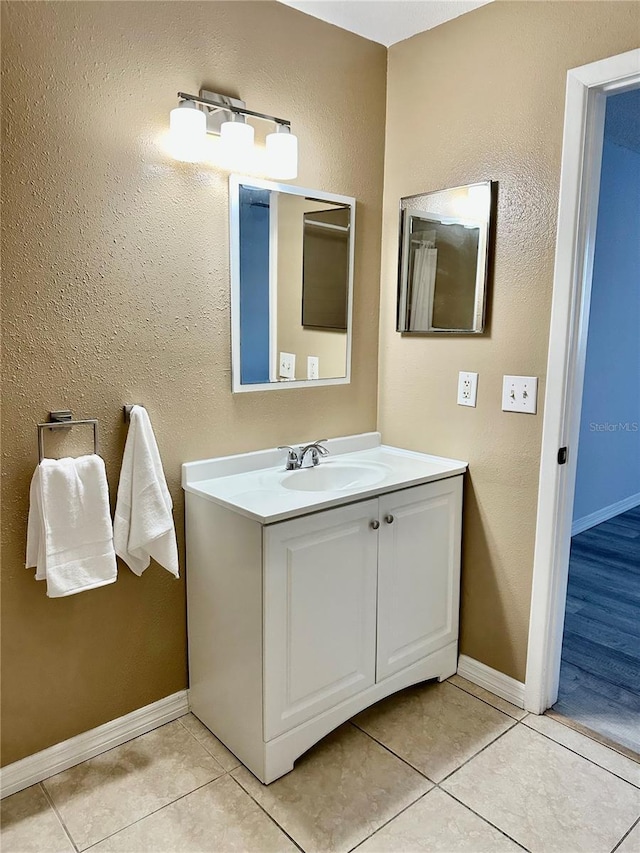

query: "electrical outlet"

left=307, top=356, right=319, bottom=380
left=502, top=375, right=538, bottom=414
left=457, top=371, right=478, bottom=407
left=279, top=352, right=296, bottom=380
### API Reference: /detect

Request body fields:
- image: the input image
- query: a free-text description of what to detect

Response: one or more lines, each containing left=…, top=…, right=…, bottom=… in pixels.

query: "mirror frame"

left=229, top=175, right=356, bottom=393
left=396, top=181, right=494, bottom=335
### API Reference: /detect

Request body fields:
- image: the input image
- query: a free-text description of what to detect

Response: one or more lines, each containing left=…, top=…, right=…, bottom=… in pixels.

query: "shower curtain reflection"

left=409, top=238, right=437, bottom=331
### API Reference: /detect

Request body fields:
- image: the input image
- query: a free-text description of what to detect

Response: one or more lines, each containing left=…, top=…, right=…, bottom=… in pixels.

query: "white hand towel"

left=26, top=455, right=118, bottom=597
left=114, top=405, right=179, bottom=578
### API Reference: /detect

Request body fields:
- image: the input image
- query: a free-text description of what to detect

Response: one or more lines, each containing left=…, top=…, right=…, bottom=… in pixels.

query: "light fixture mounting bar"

left=177, top=92, right=291, bottom=128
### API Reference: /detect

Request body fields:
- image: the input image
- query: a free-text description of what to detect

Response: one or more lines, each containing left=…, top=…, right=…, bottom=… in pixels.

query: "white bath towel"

left=26, top=455, right=118, bottom=597
left=114, top=406, right=179, bottom=578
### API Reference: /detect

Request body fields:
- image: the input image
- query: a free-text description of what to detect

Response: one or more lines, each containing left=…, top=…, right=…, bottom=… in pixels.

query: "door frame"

left=525, top=49, right=640, bottom=714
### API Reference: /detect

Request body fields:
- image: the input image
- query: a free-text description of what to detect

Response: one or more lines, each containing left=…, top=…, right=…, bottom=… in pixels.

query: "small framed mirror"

left=397, top=182, right=493, bottom=334
left=230, top=176, right=355, bottom=392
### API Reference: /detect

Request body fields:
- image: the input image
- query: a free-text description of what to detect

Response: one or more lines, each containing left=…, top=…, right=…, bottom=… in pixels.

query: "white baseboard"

left=457, top=655, right=525, bottom=709
left=1, top=690, right=189, bottom=799
left=572, top=492, right=640, bottom=536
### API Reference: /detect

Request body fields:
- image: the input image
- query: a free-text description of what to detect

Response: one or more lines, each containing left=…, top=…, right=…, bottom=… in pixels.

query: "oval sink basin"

left=282, top=461, right=391, bottom=492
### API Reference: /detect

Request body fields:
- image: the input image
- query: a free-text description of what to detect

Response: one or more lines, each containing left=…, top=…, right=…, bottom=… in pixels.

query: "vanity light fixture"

left=170, top=89, right=298, bottom=179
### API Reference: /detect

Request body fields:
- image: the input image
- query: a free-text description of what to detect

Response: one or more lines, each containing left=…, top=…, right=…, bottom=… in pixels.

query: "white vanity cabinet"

left=263, top=499, right=379, bottom=740
left=185, top=455, right=463, bottom=785
left=376, top=480, right=462, bottom=681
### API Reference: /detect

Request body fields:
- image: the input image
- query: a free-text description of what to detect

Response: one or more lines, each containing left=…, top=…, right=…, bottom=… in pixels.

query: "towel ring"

left=37, top=411, right=99, bottom=463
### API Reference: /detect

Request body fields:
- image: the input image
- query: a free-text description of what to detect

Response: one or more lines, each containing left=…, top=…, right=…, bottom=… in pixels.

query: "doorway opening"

left=525, top=50, right=640, bottom=749
left=551, top=88, right=640, bottom=756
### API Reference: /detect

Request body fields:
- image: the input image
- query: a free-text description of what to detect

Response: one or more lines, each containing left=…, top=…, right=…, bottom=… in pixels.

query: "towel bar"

left=37, top=411, right=99, bottom=463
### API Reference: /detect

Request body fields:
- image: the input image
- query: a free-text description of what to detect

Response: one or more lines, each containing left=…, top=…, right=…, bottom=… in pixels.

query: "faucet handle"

left=277, top=445, right=301, bottom=470
left=300, top=439, right=330, bottom=456
left=299, top=440, right=330, bottom=468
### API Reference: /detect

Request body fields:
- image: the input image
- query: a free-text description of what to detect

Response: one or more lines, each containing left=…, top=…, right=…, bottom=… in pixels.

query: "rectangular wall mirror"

left=397, top=182, right=493, bottom=334
left=230, top=176, right=355, bottom=392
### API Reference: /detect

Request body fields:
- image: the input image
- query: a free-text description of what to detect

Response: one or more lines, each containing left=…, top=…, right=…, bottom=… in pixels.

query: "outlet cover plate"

left=279, top=352, right=296, bottom=380
left=457, top=371, right=478, bottom=407
left=307, top=356, right=319, bottom=380
left=502, top=375, right=538, bottom=414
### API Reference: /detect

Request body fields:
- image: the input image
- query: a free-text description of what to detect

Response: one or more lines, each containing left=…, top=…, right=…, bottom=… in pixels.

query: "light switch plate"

left=457, top=371, right=478, bottom=407
left=307, top=356, right=319, bottom=380
left=502, top=375, right=538, bottom=414
left=279, top=352, right=296, bottom=380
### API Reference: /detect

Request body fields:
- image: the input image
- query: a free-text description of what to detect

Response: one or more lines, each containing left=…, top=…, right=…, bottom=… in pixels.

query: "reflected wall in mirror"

left=397, top=182, right=493, bottom=334
left=230, top=176, right=355, bottom=392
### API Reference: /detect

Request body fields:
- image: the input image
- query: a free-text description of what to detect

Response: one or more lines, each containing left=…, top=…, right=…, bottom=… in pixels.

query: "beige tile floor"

left=2, top=677, right=639, bottom=853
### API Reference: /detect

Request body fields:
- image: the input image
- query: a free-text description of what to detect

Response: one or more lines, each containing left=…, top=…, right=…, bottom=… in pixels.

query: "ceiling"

left=279, top=0, right=492, bottom=47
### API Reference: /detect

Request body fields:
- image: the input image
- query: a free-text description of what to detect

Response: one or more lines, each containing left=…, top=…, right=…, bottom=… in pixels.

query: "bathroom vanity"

left=182, top=432, right=467, bottom=783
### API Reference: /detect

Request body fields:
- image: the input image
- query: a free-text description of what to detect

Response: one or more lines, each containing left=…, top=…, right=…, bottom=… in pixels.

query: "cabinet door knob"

left=385, top=514, right=395, bottom=524
left=370, top=520, right=380, bottom=530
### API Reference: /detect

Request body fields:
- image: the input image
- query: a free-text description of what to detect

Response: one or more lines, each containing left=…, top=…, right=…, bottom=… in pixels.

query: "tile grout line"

left=346, top=789, right=434, bottom=853
left=79, top=774, right=230, bottom=851
left=346, top=720, right=529, bottom=853
left=447, top=679, right=527, bottom=721
left=436, top=719, right=519, bottom=786
left=15, top=715, right=239, bottom=853
left=347, top=716, right=530, bottom=850
left=610, top=815, right=639, bottom=853
left=176, top=714, right=239, bottom=772
left=226, top=772, right=306, bottom=853
left=54, top=716, right=229, bottom=850
left=451, top=665, right=640, bottom=777
left=350, top=709, right=520, bottom=789
left=349, top=720, right=438, bottom=782
left=436, top=718, right=639, bottom=851
left=184, top=716, right=450, bottom=852
left=38, top=781, right=79, bottom=853
left=522, top=721, right=640, bottom=789
left=437, top=785, right=531, bottom=852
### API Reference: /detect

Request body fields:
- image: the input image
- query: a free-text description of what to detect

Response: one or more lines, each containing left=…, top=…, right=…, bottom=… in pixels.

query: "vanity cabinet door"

left=263, top=499, right=378, bottom=740
left=376, top=477, right=463, bottom=682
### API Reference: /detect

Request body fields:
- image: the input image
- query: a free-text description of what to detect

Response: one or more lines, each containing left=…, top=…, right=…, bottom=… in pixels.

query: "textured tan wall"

left=1, top=1, right=386, bottom=765
left=379, top=1, right=640, bottom=681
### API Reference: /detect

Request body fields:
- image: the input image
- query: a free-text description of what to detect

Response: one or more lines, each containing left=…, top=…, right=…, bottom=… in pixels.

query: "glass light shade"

left=266, top=128, right=298, bottom=180
left=218, top=119, right=255, bottom=171
left=169, top=102, right=206, bottom=162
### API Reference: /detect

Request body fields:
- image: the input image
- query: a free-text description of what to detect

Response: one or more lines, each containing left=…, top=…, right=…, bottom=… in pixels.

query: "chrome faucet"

left=277, top=440, right=329, bottom=470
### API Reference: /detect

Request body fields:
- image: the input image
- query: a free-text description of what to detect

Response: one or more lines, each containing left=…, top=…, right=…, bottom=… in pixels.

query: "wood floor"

left=554, top=504, right=640, bottom=755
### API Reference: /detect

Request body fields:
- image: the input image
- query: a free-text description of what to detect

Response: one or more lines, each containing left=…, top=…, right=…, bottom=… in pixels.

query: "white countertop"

left=183, top=433, right=467, bottom=524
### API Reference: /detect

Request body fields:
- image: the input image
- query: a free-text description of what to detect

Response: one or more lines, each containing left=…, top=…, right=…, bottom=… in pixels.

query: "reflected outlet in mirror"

left=230, top=176, right=356, bottom=393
